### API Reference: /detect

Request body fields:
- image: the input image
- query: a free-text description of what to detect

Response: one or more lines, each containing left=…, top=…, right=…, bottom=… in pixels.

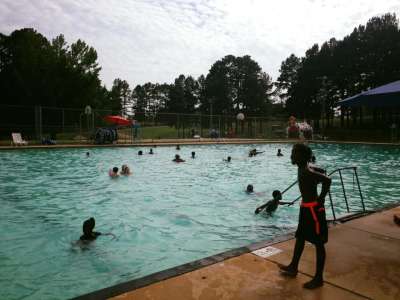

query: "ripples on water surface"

left=0, top=143, right=399, bottom=299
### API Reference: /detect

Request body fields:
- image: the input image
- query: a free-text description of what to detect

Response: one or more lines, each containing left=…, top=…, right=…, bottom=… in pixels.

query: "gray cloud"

left=1, top=0, right=400, bottom=87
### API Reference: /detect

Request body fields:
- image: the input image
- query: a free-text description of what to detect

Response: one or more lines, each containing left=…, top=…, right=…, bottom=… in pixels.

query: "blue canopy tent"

left=338, top=80, right=400, bottom=107
left=337, top=81, right=400, bottom=136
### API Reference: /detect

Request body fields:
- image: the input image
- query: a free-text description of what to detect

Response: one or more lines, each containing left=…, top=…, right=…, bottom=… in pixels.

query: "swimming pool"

left=0, top=143, right=399, bottom=299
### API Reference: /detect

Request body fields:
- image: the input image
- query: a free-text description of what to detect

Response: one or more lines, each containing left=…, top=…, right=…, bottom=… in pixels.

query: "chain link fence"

left=0, top=105, right=290, bottom=145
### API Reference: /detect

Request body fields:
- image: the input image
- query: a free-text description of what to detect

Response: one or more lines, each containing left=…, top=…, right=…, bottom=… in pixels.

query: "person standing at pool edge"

left=280, top=143, right=331, bottom=289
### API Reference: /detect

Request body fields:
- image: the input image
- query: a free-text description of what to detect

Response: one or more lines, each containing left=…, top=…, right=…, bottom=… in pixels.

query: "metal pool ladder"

left=280, top=166, right=366, bottom=221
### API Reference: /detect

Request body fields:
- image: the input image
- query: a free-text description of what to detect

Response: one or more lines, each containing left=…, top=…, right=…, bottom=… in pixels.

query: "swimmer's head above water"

left=80, top=217, right=99, bottom=241
left=246, top=184, right=254, bottom=193
left=272, top=190, right=282, bottom=201
left=173, top=154, right=185, bottom=162
left=121, top=164, right=131, bottom=175
left=109, top=167, right=119, bottom=177
left=83, top=217, right=95, bottom=234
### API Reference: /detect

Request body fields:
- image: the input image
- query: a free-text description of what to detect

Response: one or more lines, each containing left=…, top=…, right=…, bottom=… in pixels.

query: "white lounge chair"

left=11, top=133, right=28, bottom=146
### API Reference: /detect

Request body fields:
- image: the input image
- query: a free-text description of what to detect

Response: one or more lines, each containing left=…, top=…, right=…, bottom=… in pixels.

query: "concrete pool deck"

left=77, top=205, right=400, bottom=300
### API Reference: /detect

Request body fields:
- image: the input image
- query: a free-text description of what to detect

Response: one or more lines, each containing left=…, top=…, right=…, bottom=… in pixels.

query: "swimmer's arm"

left=278, top=201, right=292, bottom=205
left=102, top=232, right=116, bottom=239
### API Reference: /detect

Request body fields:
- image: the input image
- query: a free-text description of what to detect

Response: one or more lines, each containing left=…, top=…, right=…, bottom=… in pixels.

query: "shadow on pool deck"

left=73, top=205, right=400, bottom=300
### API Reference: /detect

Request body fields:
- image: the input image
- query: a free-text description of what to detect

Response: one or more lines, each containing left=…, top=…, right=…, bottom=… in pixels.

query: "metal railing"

left=280, top=166, right=365, bottom=221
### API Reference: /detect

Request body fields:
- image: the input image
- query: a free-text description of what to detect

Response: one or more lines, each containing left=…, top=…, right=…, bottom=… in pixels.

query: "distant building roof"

left=338, top=80, right=400, bottom=107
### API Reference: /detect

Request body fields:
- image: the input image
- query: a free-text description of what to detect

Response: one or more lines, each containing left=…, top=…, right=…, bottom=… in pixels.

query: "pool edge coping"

left=70, top=200, right=400, bottom=300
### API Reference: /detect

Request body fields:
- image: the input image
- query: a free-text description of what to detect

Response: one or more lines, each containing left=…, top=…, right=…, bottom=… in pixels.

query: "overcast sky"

left=1, top=0, right=400, bottom=87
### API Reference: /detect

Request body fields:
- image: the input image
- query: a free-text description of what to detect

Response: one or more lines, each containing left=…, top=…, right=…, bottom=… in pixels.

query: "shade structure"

left=103, top=115, right=133, bottom=126
left=337, top=80, right=400, bottom=107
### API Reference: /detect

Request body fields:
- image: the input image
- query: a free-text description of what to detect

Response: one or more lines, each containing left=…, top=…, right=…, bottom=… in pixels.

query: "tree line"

left=276, top=13, right=400, bottom=128
left=1, top=13, right=400, bottom=125
left=0, top=28, right=274, bottom=118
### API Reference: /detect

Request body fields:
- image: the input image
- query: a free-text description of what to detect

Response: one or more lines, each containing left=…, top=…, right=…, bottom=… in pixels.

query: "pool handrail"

left=280, top=166, right=365, bottom=221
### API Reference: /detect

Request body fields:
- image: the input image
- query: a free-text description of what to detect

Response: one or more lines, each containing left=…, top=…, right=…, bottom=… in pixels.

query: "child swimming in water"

left=254, top=190, right=293, bottom=214
left=109, top=167, right=119, bottom=178
left=246, top=184, right=254, bottom=193
left=80, top=218, right=101, bottom=241
left=120, top=164, right=132, bottom=175
left=172, top=154, right=185, bottom=163
left=249, top=149, right=264, bottom=157
left=79, top=217, right=116, bottom=242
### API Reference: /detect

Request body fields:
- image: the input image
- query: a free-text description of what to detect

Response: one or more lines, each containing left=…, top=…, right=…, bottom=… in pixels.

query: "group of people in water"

left=107, top=145, right=285, bottom=175
left=83, top=142, right=336, bottom=290
left=109, top=164, right=132, bottom=177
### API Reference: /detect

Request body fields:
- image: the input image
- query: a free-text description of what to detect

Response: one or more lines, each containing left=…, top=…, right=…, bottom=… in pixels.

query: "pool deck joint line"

left=72, top=203, right=400, bottom=300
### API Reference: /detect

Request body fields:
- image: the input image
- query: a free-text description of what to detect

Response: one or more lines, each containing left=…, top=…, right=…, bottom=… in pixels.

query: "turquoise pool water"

left=0, top=143, right=399, bottom=299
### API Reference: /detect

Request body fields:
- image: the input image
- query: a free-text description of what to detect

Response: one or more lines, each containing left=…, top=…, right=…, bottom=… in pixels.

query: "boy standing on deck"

left=280, top=143, right=331, bottom=289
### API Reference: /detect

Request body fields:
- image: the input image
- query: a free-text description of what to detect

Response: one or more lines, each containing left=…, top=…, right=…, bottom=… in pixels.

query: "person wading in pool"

left=224, top=156, right=231, bottom=162
left=280, top=143, right=331, bottom=289
left=254, top=190, right=293, bottom=214
left=246, top=184, right=254, bottom=194
left=79, top=217, right=115, bottom=242
left=172, top=154, right=185, bottom=163
left=109, top=167, right=119, bottom=178
left=249, top=149, right=264, bottom=157
left=246, top=184, right=266, bottom=196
